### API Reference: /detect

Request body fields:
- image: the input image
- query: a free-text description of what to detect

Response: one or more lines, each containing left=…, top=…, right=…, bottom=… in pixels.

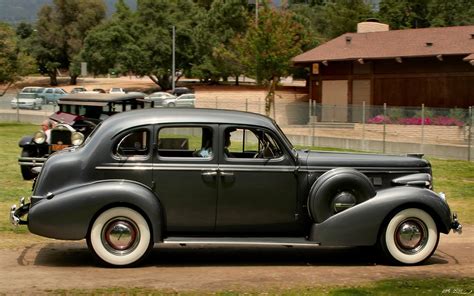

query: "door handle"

left=220, top=171, right=234, bottom=177
left=201, top=171, right=218, bottom=177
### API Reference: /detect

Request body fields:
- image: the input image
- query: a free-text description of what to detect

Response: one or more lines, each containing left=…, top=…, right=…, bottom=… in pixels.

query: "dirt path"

left=0, top=226, right=472, bottom=294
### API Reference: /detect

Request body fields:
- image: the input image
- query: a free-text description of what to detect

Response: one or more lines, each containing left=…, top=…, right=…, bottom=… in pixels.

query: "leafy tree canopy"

left=33, top=0, right=106, bottom=85
left=0, top=22, right=36, bottom=93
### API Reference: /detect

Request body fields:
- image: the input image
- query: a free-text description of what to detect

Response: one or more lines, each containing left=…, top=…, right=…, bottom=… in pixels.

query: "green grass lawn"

left=1, top=122, right=473, bottom=236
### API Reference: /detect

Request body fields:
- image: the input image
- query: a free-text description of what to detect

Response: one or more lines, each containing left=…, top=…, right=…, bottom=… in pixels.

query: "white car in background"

left=108, top=87, right=126, bottom=94
left=11, top=93, right=43, bottom=110
left=146, top=92, right=176, bottom=107
left=163, top=93, right=195, bottom=108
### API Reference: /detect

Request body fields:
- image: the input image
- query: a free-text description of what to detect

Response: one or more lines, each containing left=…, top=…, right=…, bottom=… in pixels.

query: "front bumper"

left=10, top=197, right=30, bottom=226
left=18, top=156, right=47, bottom=167
left=451, top=212, right=462, bottom=234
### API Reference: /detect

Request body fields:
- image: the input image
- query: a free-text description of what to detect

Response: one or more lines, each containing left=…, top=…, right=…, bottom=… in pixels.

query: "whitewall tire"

left=88, top=207, right=152, bottom=266
left=380, top=208, right=439, bottom=265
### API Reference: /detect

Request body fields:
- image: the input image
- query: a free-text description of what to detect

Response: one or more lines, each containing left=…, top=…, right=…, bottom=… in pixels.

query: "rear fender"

left=28, top=180, right=163, bottom=242
left=309, top=186, right=451, bottom=246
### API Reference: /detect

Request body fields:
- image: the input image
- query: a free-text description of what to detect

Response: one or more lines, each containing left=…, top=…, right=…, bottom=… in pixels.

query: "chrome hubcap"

left=102, top=218, right=139, bottom=255
left=395, top=218, right=428, bottom=254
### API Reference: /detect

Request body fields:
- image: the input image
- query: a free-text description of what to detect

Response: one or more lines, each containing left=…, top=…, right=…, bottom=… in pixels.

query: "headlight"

left=71, top=132, right=84, bottom=146
left=33, top=131, right=46, bottom=144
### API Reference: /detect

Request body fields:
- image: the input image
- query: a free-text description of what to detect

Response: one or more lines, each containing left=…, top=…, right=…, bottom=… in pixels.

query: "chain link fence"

left=194, top=96, right=473, bottom=161
left=1, top=93, right=472, bottom=161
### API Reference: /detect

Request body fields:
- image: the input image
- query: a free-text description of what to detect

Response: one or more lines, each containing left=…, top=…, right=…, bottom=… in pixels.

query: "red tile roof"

left=293, top=25, right=474, bottom=63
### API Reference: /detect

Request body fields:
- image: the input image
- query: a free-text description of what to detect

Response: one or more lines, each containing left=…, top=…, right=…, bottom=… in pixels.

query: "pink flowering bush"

left=367, top=115, right=465, bottom=126
left=367, top=115, right=391, bottom=124
left=431, top=116, right=464, bottom=127
left=397, top=117, right=432, bottom=125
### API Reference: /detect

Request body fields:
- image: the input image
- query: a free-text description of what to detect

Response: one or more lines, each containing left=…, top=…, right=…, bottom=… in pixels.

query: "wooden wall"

left=310, top=56, right=474, bottom=108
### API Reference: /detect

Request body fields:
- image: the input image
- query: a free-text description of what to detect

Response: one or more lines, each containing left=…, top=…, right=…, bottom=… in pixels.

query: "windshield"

left=83, top=121, right=103, bottom=145
left=273, top=121, right=296, bottom=156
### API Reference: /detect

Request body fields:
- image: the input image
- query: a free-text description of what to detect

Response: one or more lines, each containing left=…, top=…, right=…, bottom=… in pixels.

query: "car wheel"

left=20, top=149, right=36, bottom=180
left=379, top=208, right=439, bottom=265
left=167, top=102, right=176, bottom=107
left=87, top=207, right=153, bottom=267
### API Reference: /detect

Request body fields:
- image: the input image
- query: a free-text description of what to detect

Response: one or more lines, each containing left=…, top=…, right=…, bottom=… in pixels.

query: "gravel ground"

left=0, top=226, right=471, bottom=294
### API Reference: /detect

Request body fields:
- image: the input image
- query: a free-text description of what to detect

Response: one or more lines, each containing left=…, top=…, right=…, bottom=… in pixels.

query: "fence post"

left=362, top=101, right=366, bottom=151
left=421, top=104, right=425, bottom=153
left=383, top=103, right=387, bottom=153
left=469, top=106, right=472, bottom=162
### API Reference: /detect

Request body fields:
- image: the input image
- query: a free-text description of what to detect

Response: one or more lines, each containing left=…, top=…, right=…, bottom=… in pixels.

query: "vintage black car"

left=10, top=108, right=461, bottom=267
left=18, top=93, right=152, bottom=180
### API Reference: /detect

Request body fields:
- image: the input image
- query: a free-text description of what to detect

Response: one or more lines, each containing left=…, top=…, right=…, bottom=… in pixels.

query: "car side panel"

left=309, top=186, right=451, bottom=246
left=28, top=181, right=163, bottom=241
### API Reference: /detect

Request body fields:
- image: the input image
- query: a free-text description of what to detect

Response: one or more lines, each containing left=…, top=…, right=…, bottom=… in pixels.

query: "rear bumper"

left=10, top=197, right=30, bottom=226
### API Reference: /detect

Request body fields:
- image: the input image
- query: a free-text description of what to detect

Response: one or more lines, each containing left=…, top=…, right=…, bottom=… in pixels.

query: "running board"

left=162, top=237, right=320, bottom=247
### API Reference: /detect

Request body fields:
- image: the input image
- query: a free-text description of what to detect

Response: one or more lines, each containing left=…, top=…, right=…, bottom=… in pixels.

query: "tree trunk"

left=235, top=75, right=239, bottom=86
left=264, top=76, right=277, bottom=117
left=70, top=75, right=78, bottom=85
left=49, top=72, right=58, bottom=86
left=0, top=81, right=13, bottom=96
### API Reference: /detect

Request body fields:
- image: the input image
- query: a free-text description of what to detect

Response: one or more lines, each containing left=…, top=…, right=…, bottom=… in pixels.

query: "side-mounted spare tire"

left=308, top=168, right=376, bottom=223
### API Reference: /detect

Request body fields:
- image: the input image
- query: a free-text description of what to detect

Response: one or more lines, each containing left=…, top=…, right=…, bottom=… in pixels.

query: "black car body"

left=17, top=93, right=152, bottom=180
left=11, top=109, right=461, bottom=267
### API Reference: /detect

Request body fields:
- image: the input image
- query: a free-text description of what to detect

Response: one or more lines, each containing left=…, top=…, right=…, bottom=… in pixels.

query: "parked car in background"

left=170, top=86, right=193, bottom=96
left=10, top=108, right=462, bottom=267
left=92, top=88, right=106, bottom=93
left=20, top=87, right=45, bottom=95
left=10, top=93, right=43, bottom=110
left=146, top=92, right=176, bottom=107
left=163, top=93, right=195, bottom=108
left=70, top=87, right=87, bottom=94
left=108, top=87, right=126, bottom=94
left=16, top=93, right=153, bottom=180
left=37, top=88, right=68, bottom=104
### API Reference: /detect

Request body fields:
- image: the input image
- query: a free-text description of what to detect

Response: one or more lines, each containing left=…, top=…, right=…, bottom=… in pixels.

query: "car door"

left=215, top=125, right=299, bottom=234
left=152, top=124, right=218, bottom=233
left=176, top=95, right=193, bottom=107
left=43, top=89, right=54, bottom=103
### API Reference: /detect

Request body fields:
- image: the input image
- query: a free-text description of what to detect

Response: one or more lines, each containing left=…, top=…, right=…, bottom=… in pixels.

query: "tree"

left=82, top=0, right=203, bottom=90
left=320, top=0, right=374, bottom=38
left=0, top=22, right=35, bottom=95
left=34, top=0, right=106, bottom=85
left=378, top=0, right=430, bottom=29
left=191, top=0, right=249, bottom=84
left=230, top=5, right=310, bottom=116
left=81, top=0, right=141, bottom=77
left=427, top=0, right=474, bottom=27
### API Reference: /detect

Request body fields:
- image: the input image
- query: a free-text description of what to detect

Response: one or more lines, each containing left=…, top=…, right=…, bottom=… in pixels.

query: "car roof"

left=58, top=93, right=145, bottom=104
left=99, top=108, right=276, bottom=134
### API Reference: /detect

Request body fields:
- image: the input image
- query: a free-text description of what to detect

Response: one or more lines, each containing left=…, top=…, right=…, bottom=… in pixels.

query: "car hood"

left=299, top=150, right=430, bottom=169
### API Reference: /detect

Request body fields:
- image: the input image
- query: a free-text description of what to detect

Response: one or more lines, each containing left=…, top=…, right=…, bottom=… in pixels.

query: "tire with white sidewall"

left=88, top=207, right=152, bottom=266
left=381, top=208, right=439, bottom=265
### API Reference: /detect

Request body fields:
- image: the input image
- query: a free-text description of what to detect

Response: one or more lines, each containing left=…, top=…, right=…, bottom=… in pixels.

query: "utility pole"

left=172, top=26, right=176, bottom=92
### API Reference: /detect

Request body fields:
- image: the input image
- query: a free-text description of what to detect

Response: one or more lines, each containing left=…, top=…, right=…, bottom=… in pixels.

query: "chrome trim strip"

left=163, top=239, right=319, bottom=247
left=97, top=163, right=296, bottom=173
left=302, top=167, right=422, bottom=173
left=96, top=166, right=154, bottom=171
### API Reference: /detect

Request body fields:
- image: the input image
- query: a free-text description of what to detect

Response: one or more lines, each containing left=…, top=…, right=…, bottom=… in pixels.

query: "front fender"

left=28, top=180, right=163, bottom=242
left=19, top=135, right=34, bottom=147
left=309, top=186, right=452, bottom=246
